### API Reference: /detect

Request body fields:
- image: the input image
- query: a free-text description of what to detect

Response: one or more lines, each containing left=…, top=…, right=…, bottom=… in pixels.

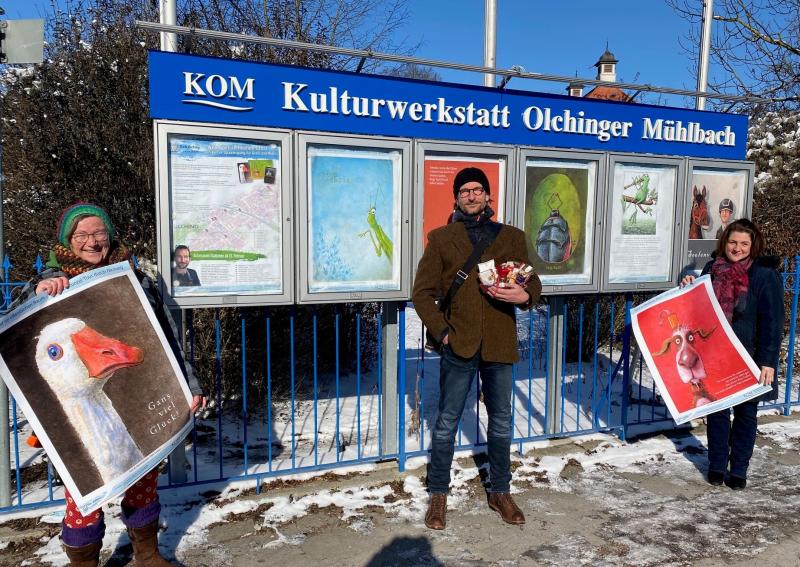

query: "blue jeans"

left=706, top=398, right=759, bottom=478
left=427, top=345, right=514, bottom=494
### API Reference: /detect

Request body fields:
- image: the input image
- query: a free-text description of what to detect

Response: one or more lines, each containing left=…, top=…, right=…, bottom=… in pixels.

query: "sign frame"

left=514, top=147, right=607, bottom=295
left=154, top=120, right=295, bottom=307
left=600, top=153, right=687, bottom=292
left=295, top=131, right=412, bottom=304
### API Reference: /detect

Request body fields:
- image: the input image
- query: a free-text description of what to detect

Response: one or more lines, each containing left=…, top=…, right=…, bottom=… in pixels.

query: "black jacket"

left=702, top=255, right=785, bottom=400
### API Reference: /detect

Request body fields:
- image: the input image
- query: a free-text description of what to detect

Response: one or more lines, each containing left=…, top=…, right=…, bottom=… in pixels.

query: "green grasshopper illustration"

left=359, top=194, right=393, bottom=262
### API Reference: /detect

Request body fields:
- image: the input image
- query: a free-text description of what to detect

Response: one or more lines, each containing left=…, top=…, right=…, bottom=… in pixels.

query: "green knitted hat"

left=56, top=203, right=115, bottom=247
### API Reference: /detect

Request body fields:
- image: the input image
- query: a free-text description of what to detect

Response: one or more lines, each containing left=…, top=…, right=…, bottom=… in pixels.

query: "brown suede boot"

left=127, top=521, right=172, bottom=566
left=424, top=493, right=447, bottom=530
left=488, top=492, right=525, bottom=525
left=63, top=541, right=102, bottom=567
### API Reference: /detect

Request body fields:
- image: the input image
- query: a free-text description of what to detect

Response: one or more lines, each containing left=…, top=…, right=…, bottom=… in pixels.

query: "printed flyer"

left=421, top=156, right=504, bottom=247
left=631, top=275, right=770, bottom=424
left=0, top=263, right=193, bottom=514
left=607, top=162, right=677, bottom=284
left=168, top=135, right=284, bottom=296
left=307, top=145, right=403, bottom=292
left=524, top=158, right=596, bottom=285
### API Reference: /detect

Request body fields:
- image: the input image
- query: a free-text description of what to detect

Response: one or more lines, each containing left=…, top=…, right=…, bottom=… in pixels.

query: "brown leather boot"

left=63, top=541, right=101, bottom=567
left=127, top=521, right=172, bottom=566
left=424, top=493, right=447, bottom=530
left=488, top=492, right=525, bottom=525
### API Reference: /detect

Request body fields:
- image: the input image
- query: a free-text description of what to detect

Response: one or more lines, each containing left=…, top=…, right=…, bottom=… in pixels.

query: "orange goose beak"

left=70, top=325, right=144, bottom=379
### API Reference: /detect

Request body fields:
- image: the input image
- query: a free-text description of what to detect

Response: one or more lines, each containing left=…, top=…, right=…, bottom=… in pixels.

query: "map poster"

left=685, top=168, right=749, bottom=273
left=524, top=159, right=596, bottom=286
left=307, top=145, right=402, bottom=292
left=631, top=275, right=770, bottom=424
left=168, top=135, right=284, bottom=296
left=422, top=156, right=504, bottom=248
left=607, top=162, right=677, bottom=284
left=0, top=263, right=193, bottom=515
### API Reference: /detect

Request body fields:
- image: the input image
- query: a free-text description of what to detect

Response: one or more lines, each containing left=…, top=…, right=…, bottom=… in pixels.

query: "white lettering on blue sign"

left=182, top=72, right=255, bottom=111
left=642, top=118, right=735, bottom=146
left=281, top=82, right=511, bottom=128
left=522, top=106, right=633, bottom=142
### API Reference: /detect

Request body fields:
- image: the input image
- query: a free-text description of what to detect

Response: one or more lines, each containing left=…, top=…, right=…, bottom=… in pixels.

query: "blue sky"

left=3, top=0, right=702, bottom=106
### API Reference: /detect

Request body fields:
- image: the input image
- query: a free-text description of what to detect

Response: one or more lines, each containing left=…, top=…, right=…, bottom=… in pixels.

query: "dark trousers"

left=427, top=345, right=513, bottom=494
left=706, top=398, right=759, bottom=478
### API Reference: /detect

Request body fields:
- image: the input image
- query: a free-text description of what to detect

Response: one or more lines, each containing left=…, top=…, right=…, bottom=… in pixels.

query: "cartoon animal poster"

left=307, top=145, right=402, bottom=292
left=421, top=155, right=504, bottom=248
left=684, top=168, right=750, bottom=273
left=0, top=263, right=194, bottom=515
left=607, top=162, right=677, bottom=284
left=631, top=276, right=770, bottom=424
left=524, top=159, right=596, bottom=285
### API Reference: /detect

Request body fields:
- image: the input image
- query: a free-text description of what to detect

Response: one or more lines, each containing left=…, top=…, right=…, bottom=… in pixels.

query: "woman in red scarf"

left=682, top=219, right=784, bottom=490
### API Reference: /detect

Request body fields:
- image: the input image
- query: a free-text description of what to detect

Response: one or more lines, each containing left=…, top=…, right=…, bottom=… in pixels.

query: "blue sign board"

left=149, top=51, right=748, bottom=160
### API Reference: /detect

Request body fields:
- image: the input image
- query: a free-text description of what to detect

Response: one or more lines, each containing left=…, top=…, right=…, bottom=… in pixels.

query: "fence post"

left=0, top=256, right=12, bottom=507
left=619, top=294, right=633, bottom=441
left=783, top=256, right=800, bottom=415
left=546, top=296, right=565, bottom=435
left=381, top=302, right=399, bottom=465
left=167, top=306, right=188, bottom=484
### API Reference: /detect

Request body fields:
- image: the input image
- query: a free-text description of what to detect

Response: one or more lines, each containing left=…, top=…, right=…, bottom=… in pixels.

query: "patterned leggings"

left=61, top=470, right=160, bottom=547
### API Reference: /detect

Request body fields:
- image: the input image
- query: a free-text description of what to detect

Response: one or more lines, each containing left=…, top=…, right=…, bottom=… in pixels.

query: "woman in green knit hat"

left=24, top=203, right=206, bottom=566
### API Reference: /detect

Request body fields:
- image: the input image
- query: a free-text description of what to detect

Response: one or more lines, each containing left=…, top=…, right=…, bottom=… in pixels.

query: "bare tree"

left=668, top=0, right=800, bottom=110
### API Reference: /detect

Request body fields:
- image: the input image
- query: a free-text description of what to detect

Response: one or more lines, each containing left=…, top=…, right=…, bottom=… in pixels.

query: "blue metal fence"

left=1, top=254, right=798, bottom=513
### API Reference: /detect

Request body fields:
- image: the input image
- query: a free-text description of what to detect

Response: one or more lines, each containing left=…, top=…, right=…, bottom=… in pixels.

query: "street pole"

left=483, top=0, right=496, bottom=88
left=159, top=0, right=177, bottom=52
left=696, top=0, right=714, bottom=110
left=159, top=0, right=187, bottom=484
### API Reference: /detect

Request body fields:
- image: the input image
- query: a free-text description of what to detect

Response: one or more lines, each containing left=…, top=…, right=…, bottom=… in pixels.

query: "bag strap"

left=439, top=222, right=502, bottom=313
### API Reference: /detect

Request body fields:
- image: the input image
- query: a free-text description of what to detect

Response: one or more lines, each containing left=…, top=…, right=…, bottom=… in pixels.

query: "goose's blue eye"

left=47, top=344, right=63, bottom=360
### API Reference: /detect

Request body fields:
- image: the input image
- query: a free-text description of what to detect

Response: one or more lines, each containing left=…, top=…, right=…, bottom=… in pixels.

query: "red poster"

left=632, top=276, right=770, bottom=424
left=422, top=157, right=504, bottom=247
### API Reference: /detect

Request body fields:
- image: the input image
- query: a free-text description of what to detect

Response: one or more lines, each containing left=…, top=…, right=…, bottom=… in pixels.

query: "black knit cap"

left=452, top=167, right=491, bottom=197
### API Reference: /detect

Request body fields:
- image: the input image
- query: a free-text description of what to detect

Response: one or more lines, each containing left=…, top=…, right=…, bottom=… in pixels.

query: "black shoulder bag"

left=424, top=223, right=502, bottom=353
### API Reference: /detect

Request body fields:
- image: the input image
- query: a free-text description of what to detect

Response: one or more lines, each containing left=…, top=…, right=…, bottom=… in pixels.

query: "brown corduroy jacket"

left=412, top=221, right=542, bottom=363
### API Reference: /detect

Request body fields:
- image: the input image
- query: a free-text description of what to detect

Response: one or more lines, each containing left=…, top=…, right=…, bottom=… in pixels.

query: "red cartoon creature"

left=652, top=310, right=717, bottom=408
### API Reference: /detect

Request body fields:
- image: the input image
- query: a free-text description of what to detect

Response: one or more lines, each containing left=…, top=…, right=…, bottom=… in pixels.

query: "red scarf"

left=711, top=255, right=752, bottom=322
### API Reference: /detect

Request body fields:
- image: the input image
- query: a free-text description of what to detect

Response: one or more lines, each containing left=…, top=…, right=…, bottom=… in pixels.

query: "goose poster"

left=630, top=276, right=770, bottom=424
left=0, top=262, right=194, bottom=514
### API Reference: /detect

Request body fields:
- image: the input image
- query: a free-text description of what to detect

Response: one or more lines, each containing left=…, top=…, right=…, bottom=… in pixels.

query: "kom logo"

left=182, top=72, right=255, bottom=111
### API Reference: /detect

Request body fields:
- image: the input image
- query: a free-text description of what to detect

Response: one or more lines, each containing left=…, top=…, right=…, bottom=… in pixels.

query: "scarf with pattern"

left=45, top=242, right=133, bottom=278
left=710, top=255, right=753, bottom=322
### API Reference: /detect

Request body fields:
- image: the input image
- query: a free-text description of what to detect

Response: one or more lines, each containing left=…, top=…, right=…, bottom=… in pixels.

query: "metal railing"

left=1, top=254, right=798, bottom=513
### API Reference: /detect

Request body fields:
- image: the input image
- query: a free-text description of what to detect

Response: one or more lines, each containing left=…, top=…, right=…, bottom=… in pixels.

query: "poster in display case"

left=155, top=121, right=294, bottom=307
left=297, top=133, right=412, bottom=303
left=414, top=142, right=514, bottom=270
left=602, top=155, right=685, bottom=291
left=683, top=160, right=754, bottom=275
left=520, top=150, right=605, bottom=293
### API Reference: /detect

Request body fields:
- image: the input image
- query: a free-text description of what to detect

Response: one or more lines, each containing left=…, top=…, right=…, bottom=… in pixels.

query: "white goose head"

left=35, top=318, right=144, bottom=398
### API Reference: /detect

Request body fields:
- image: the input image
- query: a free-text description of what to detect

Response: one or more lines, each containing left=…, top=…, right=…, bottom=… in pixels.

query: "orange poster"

left=422, top=157, right=504, bottom=248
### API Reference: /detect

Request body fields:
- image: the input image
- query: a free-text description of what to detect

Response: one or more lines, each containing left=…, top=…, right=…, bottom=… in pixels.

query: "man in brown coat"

left=412, top=167, right=541, bottom=530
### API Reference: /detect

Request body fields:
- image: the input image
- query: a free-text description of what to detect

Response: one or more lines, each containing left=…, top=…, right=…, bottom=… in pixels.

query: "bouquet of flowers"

left=477, top=260, right=535, bottom=291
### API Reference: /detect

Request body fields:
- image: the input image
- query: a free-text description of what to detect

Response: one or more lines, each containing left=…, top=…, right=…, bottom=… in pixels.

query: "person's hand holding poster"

left=631, top=275, right=771, bottom=424
left=0, top=263, right=194, bottom=514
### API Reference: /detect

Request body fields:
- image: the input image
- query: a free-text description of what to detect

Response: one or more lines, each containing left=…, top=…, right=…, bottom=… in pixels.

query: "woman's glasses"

left=71, top=230, right=109, bottom=244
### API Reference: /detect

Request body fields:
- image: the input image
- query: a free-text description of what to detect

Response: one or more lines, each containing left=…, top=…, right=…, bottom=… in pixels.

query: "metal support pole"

left=0, top=38, right=9, bottom=505
left=483, top=0, right=497, bottom=88
left=546, top=296, right=565, bottom=435
left=159, top=0, right=177, bottom=52
left=696, top=0, right=714, bottom=110
left=619, top=294, right=633, bottom=441
left=381, top=302, right=399, bottom=459
left=167, top=306, right=187, bottom=484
